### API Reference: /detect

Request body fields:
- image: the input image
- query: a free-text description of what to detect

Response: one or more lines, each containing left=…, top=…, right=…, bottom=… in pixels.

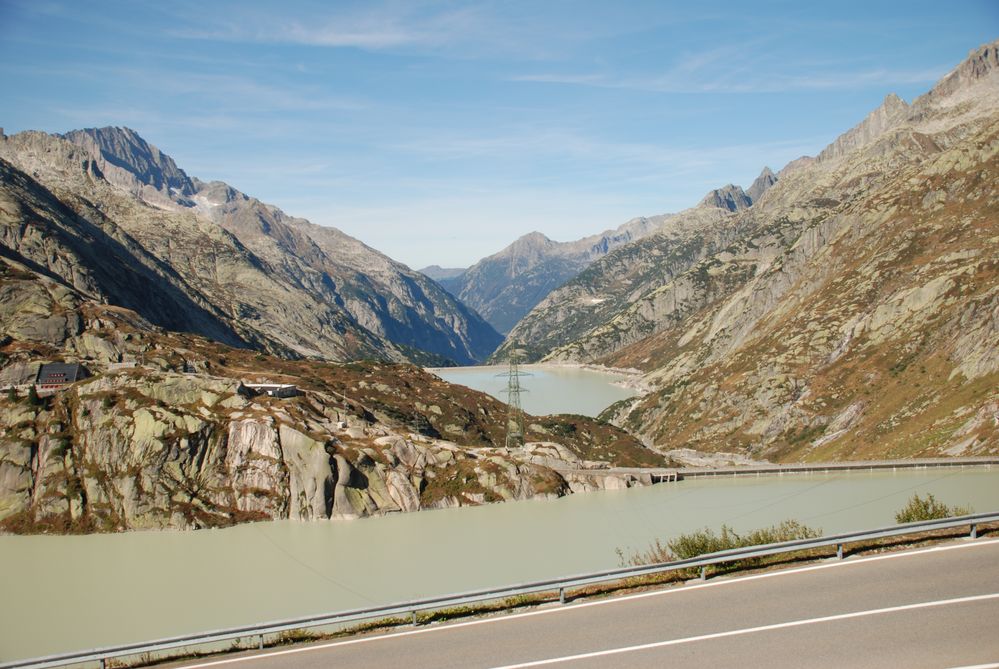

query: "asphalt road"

left=178, top=539, right=999, bottom=669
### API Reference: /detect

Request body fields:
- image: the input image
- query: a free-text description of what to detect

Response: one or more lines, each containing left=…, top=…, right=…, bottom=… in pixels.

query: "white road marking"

left=945, top=665, right=999, bottom=669
left=177, top=538, right=999, bottom=668
left=490, top=593, right=999, bottom=668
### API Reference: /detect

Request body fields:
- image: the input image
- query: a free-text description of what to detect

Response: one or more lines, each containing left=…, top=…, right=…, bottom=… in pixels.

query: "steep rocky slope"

left=512, top=41, right=999, bottom=461
left=453, top=169, right=779, bottom=339
left=0, top=128, right=501, bottom=365
left=437, top=216, right=668, bottom=334
left=492, top=174, right=777, bottom=363
left=0, top=258, right=665, bottom=533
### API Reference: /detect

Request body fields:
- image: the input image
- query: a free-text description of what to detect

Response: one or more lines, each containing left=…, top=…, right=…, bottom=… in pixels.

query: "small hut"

left=36, top=362, right=88, bottom=391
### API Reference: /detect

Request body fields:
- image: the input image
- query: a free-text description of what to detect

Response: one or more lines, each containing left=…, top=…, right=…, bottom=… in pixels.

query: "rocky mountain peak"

left=62, top=126, right=196, bottom=205
left=746, top=166, right=778, bottom=202
left=512, top=230, right=553, bottom=246
left=502, top=231, right=556, bottom=258
left=700, top=184, right=752, bottom=212
left=447, top=213, right=668, bottom=335
left=817, top=93, right=910, bottom=163
left=916, top=39, right=999, bottom=107
left=2, top=126, right=503, bottom=365
left=955, top=40, right=999, bottom=80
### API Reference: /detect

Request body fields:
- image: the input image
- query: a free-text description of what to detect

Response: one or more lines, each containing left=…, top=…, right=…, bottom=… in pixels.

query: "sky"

left=1, top=1, right=997, bottom=270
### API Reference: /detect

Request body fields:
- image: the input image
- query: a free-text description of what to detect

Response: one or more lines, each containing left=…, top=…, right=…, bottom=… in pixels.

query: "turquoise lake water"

left=2, top=467, right=997, bottom=661
left=430, top=364, right=638, bottom=417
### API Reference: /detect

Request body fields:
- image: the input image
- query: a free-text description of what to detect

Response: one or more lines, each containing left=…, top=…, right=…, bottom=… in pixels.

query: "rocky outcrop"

left=700, top=184, right=753, bottom=212
left=0, top=269, right=664, bottom=532
left=0, top=369, right=657, bottom=532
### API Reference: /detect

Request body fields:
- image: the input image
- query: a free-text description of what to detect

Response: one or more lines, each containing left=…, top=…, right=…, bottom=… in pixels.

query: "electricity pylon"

left=496, top=348, right=531, bottom=448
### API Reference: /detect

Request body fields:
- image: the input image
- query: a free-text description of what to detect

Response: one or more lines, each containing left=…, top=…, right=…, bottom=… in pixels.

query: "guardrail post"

left=970, top=523, right=978, bottom=539
left=100, top=659, right=106, bottom=669
left=699, top=566, right=706, bottom=581
left=411, top=611, right=418, bottom=626
left=258, top=634, right=264, bottom=650
left=559, top=587, right=566, bottom=604
left=837, top=543, right=843, bottom=560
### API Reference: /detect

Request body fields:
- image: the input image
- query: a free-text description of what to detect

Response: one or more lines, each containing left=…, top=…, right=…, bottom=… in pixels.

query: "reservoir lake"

left=2, top=467, right=997, bottom=661
left=428, top=364, right=638, bottom=417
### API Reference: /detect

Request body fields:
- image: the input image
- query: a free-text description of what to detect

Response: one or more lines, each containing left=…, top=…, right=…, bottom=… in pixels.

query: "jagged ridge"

left=0, top=127, right=502, bottom=364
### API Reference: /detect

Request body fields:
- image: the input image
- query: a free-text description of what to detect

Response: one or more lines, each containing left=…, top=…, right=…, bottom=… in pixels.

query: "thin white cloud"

left=172, top=5, right=490, bottom=52
left=509, top=36, right=946, bottom=94
left=164, top=2, right=659, bottom=61
left=16, top=60, right=369, bottom=114
left=511, top=64, right=947, bottom=94
left=180, top=21, right=421, bottom=50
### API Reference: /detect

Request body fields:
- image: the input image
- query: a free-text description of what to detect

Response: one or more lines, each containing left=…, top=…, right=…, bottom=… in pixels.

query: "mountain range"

left=1, top=41, right=996, bottom=537
left=497, top=40, right=999, bottom=460
left=428, top=170, right=777, bottom=336
left=0, top=127, right=502, bottom=366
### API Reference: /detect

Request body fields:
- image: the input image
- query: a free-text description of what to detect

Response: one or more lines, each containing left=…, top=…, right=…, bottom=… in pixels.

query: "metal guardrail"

left=3, top=511, right=996, bottom=669
left=677, top=457, right=999, bottom=478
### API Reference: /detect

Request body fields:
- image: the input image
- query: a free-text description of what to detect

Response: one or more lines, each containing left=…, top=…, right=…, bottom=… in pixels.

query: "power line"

left=496, top=347, right=531, bottom=449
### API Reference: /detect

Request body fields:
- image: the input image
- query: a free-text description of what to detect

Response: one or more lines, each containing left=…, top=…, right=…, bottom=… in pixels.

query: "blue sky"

left=1, top=1, right=996, bottom=269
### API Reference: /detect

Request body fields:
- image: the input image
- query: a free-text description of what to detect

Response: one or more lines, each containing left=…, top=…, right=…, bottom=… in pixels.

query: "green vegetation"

left=786, top=423, right=827, bottom=445
left=274, top=629, right=320, bottom=645
left=419, top=460, right=498, bottom=507
left=894, top=493, right=972, bottom=524
left=619, top=520, right=822, bottom=571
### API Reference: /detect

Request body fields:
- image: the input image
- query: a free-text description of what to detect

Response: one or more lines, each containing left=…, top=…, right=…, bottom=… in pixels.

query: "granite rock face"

left=0, top=264, right=664, bottom=532
left=504, top=40, right=999, bottom=461
left=492, top=205, right=741, bottom=363
left=0, top=127, right=501, bottom=365
left=61, top=127, right=197, bottom=207
left=699, top=184, right=753, bottom=212
left=746, top=167, right=778, bottom=203
left=0, top=369, right=659, bottom=531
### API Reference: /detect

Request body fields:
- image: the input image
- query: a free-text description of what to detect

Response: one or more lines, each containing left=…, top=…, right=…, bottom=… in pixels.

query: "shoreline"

left=426, top=361, right=644, bottom=376
left=426, top=360, right=652, bottom=394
